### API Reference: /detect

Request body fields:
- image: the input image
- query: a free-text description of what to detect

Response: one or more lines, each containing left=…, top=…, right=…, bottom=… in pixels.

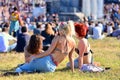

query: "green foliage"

left=0, top=37, right=120, bottom=80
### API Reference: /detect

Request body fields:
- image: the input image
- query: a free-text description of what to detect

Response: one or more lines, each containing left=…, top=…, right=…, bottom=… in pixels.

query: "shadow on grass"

left=55, top=67, right=71, bottom=72
left=0, top=67, right=70, bottom=73
left=0, top=67, right=71, bottom=77
left=0, top=67, right=16, bottom=73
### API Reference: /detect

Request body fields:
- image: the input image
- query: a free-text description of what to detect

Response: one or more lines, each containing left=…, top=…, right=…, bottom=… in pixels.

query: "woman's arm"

left=24, top=46, right=31, bottom=63
left=18, top=12, right=24, bottom=26
left=68, top=46, right=75, bottom=72
left=35, top=36, right=59, bottom=59
left=78, top=40, right=86, bottom=69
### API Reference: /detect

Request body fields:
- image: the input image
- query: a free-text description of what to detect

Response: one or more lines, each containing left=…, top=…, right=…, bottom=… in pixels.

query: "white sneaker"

left=15, top=68, right=23, bottom=73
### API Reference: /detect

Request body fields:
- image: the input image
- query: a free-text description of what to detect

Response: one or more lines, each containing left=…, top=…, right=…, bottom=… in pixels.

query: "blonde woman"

left=15, top=22, right=76, bottom=73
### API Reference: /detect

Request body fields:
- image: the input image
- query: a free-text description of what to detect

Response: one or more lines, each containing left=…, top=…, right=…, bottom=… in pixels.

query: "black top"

left=41, top=31, right=54, bottom=46
left=16, top=33, right=30, bottom=52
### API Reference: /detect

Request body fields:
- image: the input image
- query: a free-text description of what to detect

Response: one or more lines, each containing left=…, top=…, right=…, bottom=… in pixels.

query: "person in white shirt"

left=0, top=27, right=1, bottom=32
left=0, top=27, right=17, bottom=53
left=107, top=22, right=113, bottom=36
left=92, top=23, right=105, bottom=39
left=98, top=22, right=104, bottom=33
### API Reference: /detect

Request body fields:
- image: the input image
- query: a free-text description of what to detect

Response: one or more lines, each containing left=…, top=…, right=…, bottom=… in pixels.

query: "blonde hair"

left=59, top=22, right=71, bottom=36
left=68, top=20, right=75, bottom=36
left=45, top=23, right=54, bottom=35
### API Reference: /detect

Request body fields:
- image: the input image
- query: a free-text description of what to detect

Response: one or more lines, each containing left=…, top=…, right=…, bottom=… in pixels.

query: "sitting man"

left=0, top=26, right=17, bottom=53
left=92, top=23, right=105, bottom=39
left=16, top=26, right=30, bottom=52
left=110, top=29, right=120, bottom=37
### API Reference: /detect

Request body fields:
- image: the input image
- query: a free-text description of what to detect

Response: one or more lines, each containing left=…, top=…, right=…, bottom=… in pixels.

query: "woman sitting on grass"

left=15, top=22, right=76, bottom=73
left=2, top=34, right=44, bottom=76
left=67, top=22, right=93, bottom=70
left=24, top=35, right=44, bottom=63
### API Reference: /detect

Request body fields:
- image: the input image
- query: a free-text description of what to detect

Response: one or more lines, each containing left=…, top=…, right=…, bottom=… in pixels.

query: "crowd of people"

left=0, top=2, right=120, bottom=75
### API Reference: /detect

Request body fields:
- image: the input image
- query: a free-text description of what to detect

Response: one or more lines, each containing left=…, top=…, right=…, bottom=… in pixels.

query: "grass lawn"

left=0, top=37, right=120, bottom=80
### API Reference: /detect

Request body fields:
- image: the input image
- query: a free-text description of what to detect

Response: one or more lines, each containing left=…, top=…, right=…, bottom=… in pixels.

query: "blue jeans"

left=67, top=58, right=79, bottom=68
left=17, top=56, right=56, bottom=72
left=67, top=57, right=93, bottom=68
left=9, top=21, right=20, bottom=37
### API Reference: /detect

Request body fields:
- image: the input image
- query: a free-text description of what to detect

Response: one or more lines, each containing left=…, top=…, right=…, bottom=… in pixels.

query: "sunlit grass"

left=0, top=37, right=120, bottom=80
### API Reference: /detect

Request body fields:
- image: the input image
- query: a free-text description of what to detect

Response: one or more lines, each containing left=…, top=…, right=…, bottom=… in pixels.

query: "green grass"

left=0, top=37, right=120, bottom=80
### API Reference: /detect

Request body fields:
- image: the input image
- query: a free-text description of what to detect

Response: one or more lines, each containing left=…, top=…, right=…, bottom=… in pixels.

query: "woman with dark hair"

left=24, top=35, right=44, bottom=63
left=13, top=35, right=44, bottom=73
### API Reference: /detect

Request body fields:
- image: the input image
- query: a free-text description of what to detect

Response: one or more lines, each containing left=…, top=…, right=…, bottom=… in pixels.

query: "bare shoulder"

left=80, top=38, right=87, bottom=43
left=79, top=38, right=88, bottom=47
left=55, top=35, right=66, bottom=42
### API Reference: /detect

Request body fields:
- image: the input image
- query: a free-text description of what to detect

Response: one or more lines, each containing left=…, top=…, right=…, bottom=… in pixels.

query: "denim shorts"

left=67, top=57, right=93, bottom=68
left=19, top=56, right=56, bottom=72
left=66, top=58, right=79, bottom=68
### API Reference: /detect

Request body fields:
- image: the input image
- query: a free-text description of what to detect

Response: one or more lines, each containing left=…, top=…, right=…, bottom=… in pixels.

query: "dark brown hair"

left=27, top=35, right=43, bottom=54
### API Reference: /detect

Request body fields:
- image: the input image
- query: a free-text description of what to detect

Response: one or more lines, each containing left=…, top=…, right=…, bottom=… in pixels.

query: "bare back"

left=51, top=36, right=75, bottom=65
left=78, top=38, right=92, bottom=64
